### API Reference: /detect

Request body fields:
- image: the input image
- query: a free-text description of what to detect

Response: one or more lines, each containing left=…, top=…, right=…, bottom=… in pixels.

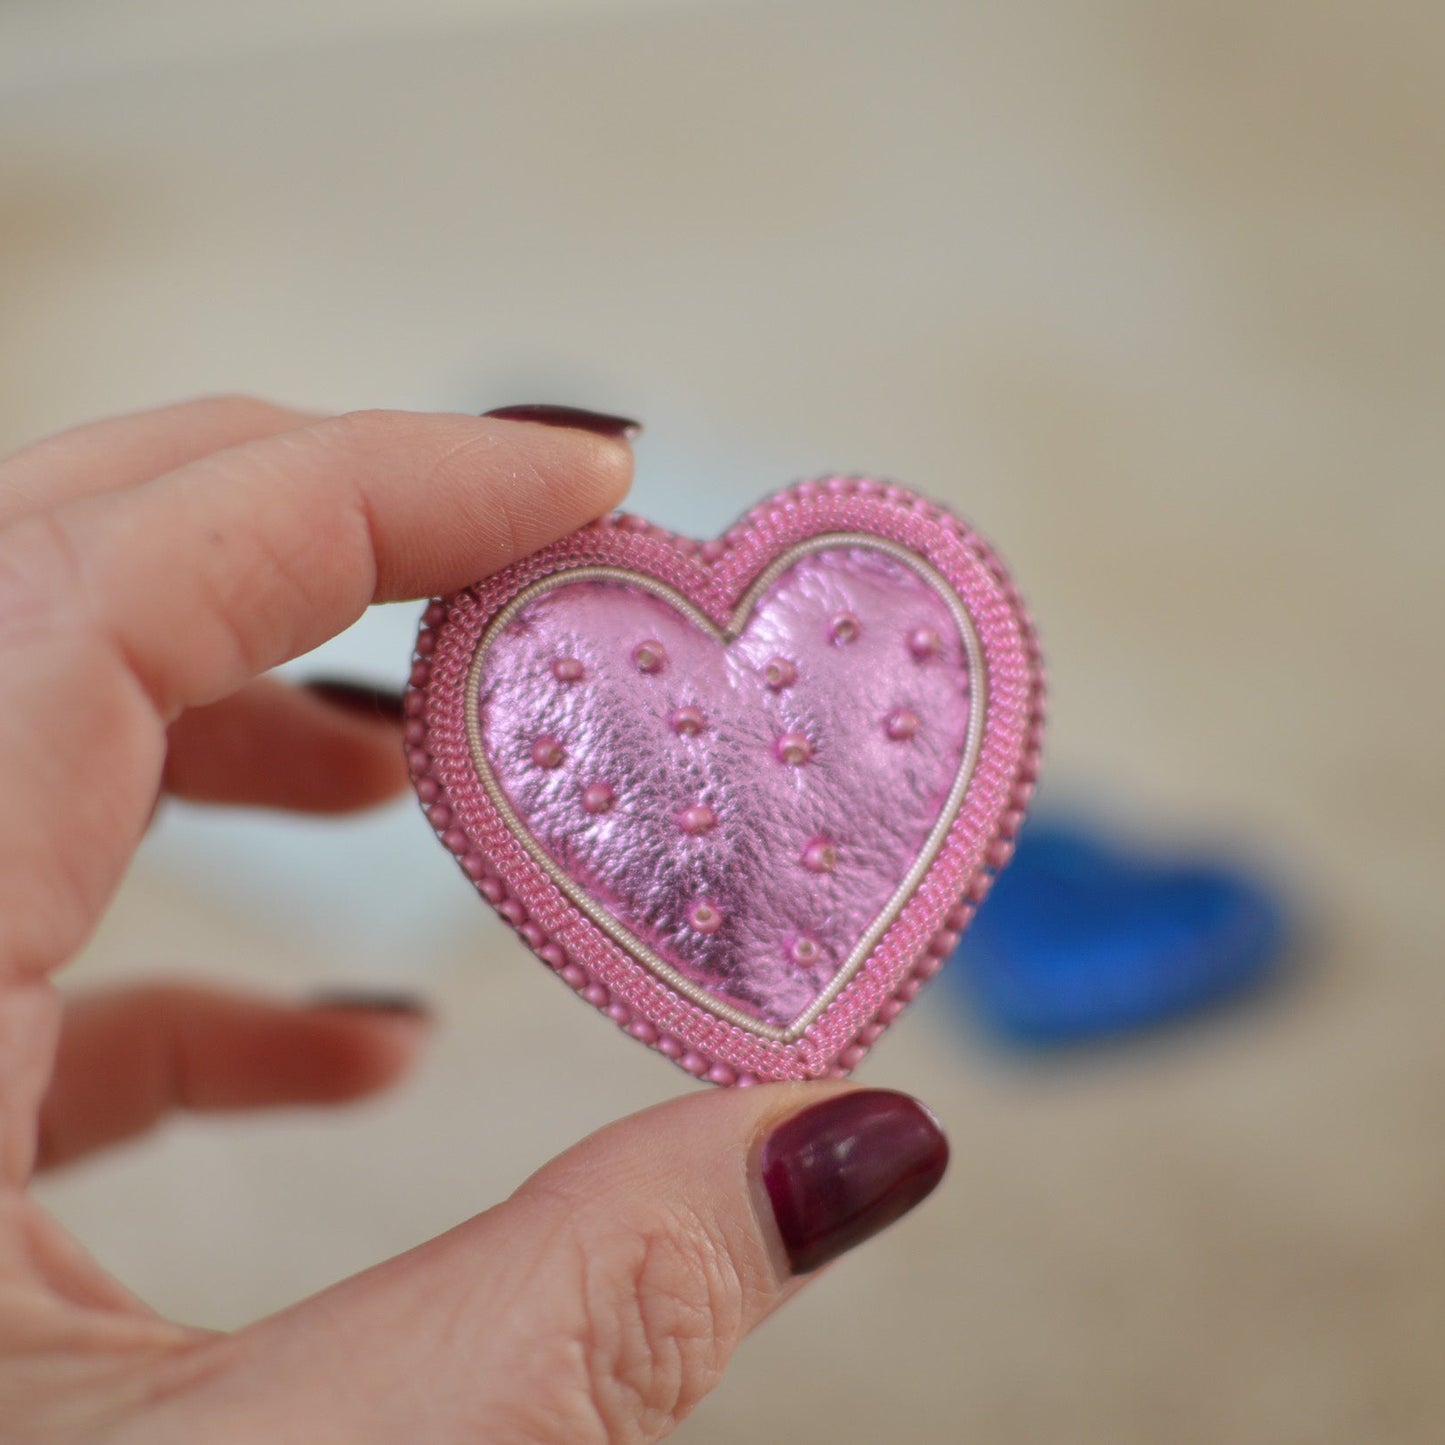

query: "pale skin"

left=0, top=399, right=864, bottom=1443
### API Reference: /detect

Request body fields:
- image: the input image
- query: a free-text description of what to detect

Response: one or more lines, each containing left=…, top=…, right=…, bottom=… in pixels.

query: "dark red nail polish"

left=482, top=403, right=642, bottom=440
left=305, top=678, right=406, bottom=724
left=308, top=990, right=431, bottom=1018
left=760, top=1090, right=949, bottom=1275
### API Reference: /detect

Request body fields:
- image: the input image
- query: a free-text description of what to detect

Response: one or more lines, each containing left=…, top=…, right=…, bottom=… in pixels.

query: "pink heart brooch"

left=406, top=479, right=1044, bottom=1083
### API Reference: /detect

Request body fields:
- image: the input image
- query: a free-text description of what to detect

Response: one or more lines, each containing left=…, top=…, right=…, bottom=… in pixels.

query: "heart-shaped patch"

left=406, top=479, right=1044, bottom=1082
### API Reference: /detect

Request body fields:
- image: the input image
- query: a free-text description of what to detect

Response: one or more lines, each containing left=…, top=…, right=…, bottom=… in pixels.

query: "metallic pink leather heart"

left=406, top=479, right=1043, bottom=1082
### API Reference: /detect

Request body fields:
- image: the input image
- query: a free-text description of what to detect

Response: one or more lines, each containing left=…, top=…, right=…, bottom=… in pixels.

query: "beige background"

left=3, top=3, right=1443, bottom=1441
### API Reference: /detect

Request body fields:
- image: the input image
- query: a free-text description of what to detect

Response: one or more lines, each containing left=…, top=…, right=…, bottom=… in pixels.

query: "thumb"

left=164, top=1084, right=947, bottom=1444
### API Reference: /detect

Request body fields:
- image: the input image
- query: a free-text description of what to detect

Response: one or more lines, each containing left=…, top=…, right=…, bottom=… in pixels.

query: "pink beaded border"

left=405, top=478, right=1045, bottom=1083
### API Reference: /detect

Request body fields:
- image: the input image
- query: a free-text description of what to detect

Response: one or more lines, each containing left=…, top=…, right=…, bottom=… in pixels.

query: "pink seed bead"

left=679, top=804, right=717, bottom=836
left=531, top=736, right=565, bottom=769
left=764, top=655, right=797, bottom=690
left=840, top=1044, right=867, bottom=1071
left=404, top=719, right=426, bottom=744
left=688, top=901, right=723, bottom=934
left=415, top=776, right=440, bottom=803
left=967, top=873, right=994, bottom=904
left=462, top=853, right=488, bottom=878
left=629, top=1019, right=658, bottom=1044
left=520, top=922, right=546, bottom=949
left=632, top=640, right=666, bottom=674
left=403, top=690, right=424, bottom=717
left=583, top=983, right=609, bottom=1007
left=908, top=626, right=942, bottom=660
left=498, top=898, right=526, bottom=927
left=858, top=478, right=884, bottom=497
left=986, top=838, right=1016, bottom=870
left=443, top=828, right=468, bottom=854
left=802, top=838, right=838, bottom=873
left=700, top=539, right=726, bottom=563
left=539, top=944, right=567, bottom=969
left=885, top=709, right=919, bottom=741
left=423, top=601, right=446, bottom=627
left=998, top=808, right=1025, bottom=839
left=829, top=611, right=861, bottom=644
left=916, top=953, right=945, bottom=979
left=426, top=802, right=452, bottom=830
left=680, top=1051, right=709, bottom=1076
left=859, top=1022, right=885, bottom=1045
left=735, top=1072, right=759, bottom=1087
left=582, top=782, right=615, bottom=814
left=671, top=705, right=707, bottom=736
left=409, top=750, right=433, bottom=777
left=480, top=876, right=506, bottom=904
left=946, top=902, right=974, bottom=931
left=415, top=630, right=436, bottom=655
left=897, top=978, right=922, bottom=1002
left=560, top=964, right=587, bottom=989
left=409, top=661, right=430, bottom=687
left=621, top=512, right=648, bottom=532
left=657, top=1035, right=684, bottom=1059
left=706, top=1064, right=737, bottom=1086
left=927, top=928, right=961, bottom=958
left=790, top=936, right=822, bottom=966
left=879, top=999, right=905, bottom=1022
left=776, top=731, right=813, bottom=766
left=552, top=656, right=584, bottom=682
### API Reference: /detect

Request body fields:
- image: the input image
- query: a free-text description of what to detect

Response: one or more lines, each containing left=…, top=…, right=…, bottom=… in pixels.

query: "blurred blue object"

left=953, top=820, right=1290, bottom=1045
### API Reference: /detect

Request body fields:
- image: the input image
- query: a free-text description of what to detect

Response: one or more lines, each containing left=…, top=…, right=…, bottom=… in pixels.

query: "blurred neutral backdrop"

left=3, top=2, right=1443, bottom=1441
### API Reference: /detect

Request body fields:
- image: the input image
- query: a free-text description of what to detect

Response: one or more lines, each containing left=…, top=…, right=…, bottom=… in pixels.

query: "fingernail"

left=760, top=1089, right=949, bottom=1275
left=308, top=990, right=431, bottom=1019
left=305, top=678, right=406, bottom=724
left=482, top=403, right=642, bottom=440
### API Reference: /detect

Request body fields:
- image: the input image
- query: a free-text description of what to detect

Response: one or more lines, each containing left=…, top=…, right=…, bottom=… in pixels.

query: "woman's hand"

left=0, top=397, right=947, bottom=1443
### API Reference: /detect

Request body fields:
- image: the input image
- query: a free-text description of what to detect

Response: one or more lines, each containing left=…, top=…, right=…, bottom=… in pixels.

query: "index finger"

left=0, top=409, right=632, bottom=979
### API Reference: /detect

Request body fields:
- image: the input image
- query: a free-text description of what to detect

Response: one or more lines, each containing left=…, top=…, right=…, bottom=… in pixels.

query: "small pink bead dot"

left=583, top=983, right=609, bottom=1007
left=426, top=802, right=453, bottom=830
left=858, top=478, right=884, bottom=497
left=859, top=1023, right=885, bottom=1045
left=897, top=978, right=922, bottom=1002
left=776, top=731, right=813, bottom=766
left=520, top=922, right=546, bottom=949
left=885, top=708, right=919, bottom=741
left=946, top=902, right=974, bottom=931
left=462, top=853, right=488, bottom=879
left=680, top=1051, right=709, bottom=1077
left=408, top=748, right=432, bottom=775
left=582, top=782, right=616, bottom=815
left=706, top=1064, right=737, bottom=1086
left=700, top=540, right=726, bottom=563
left=560, top=964, right=587, bottom=989
left=404, top=719, right=426, bottom=745
left=552, top=656, right=584, bottom=682
left=998, top=808, right=1025, bottom=839
left=679, top=804, right=717, bottom=836
left=927, top=928, right=961, bottom=958
left=908, top=627, right=942, bottom=660
left=790, top=936, right=823, bottom=966
left=840, top=1044, right=867, bottom=1071
left=632, top=639, right=666, bottom=674
left=531, top=735, right=566, bottom=769
left=878, top=999, right=905, bottom=1022
left=403, top=691, right=424, bottom=717
left=480, top=876, right=506, bottom=904
left=764, top=655, right=797, bottom=690
left=967, top=873, right=994, bottom=904
left=802, top=838, right=838, bottom=873
left=409, top=662, right=430, bottom=688
left=658, top=1035, right=684, bottom=1059
left=415, top=630, right=436, bottom=655
left=629, top=1019, right=658, bottom=1044
left=688, top=901, right=723, bottom=934
left=829, top=611, right=861, bottom=644
left=539, top=944, right=567, bottom=970
left=415, top=776, right=440, bottom=803
left=916, top=953, right=945, bottom=979
left=671, top=705, right=707, bottom=736
left=498, top=898, right=526, bottom=927
left=987, top=838, right=1016, bottom=870
left=735, top=1072, right=759, bottom=1087
left=423, top=601, right=446, bottom=627
left=621, top=513, right=648, bottom=532
left=443, top=828, right=468, bottom=854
